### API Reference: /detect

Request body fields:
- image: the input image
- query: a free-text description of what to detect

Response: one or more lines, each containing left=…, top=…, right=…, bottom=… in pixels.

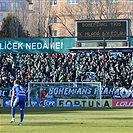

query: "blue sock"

left=20, top=108, right=24, bottom=123
left=11, top=107, right=15, bottom=119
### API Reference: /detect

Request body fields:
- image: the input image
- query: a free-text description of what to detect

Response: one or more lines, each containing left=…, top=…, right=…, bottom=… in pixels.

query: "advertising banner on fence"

left=112, top=99, right=133, bottom=108
left=30, top=98, right=40, bottom=107
left=30, top=98, right=57, bottom=107
left=57, top=99, right=112, bottom=108
left=44, top=98, right=57, bottom=107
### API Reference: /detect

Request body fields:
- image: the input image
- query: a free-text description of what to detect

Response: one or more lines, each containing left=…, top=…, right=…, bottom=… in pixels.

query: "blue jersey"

left=11, top=84, right=26, bottom=113
left=12, top=84, right=26, bottom=98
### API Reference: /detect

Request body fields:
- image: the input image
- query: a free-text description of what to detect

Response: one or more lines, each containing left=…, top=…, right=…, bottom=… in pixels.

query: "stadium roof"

left=69, top=46, right=133, bottom=53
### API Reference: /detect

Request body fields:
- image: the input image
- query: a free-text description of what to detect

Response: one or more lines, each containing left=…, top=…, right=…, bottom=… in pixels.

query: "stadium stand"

left=0, top=52, right=133, bottom=89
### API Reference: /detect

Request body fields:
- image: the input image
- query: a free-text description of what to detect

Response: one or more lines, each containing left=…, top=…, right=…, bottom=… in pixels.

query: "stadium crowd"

left=0, top=51, right=133, bottom=89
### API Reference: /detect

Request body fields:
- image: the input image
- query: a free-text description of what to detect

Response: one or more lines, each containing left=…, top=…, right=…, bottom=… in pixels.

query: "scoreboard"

left=75, top=19, right=130, bottom=42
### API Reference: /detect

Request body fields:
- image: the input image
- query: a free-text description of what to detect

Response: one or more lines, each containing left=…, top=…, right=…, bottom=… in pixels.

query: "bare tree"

left=27, top=0, right=52, bottom=37
left=52, top=0, right=132, bottom=36
left=17, top=1, right=29, bottom=32
left=20, top=0, right=132, bottom=37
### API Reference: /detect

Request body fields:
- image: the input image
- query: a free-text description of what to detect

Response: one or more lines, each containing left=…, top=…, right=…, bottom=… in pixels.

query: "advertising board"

left=57, top=99, right=112, bottom=108
left=112, top=99, right=133, bottom=108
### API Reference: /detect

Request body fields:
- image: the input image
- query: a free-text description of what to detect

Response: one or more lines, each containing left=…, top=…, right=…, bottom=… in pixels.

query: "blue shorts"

left=13, top=96, right=26, bottom=109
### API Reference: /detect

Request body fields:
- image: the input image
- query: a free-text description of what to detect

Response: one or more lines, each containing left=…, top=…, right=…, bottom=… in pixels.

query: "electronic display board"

left=75, top=19, right=130, bottom=42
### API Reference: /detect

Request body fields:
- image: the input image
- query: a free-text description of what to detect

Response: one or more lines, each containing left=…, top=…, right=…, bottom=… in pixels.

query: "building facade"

left=0, top=0, right=133, bottom=37
left=26, top=0, right=133, bottom=37
left=0, top=0, right=29, bottom=30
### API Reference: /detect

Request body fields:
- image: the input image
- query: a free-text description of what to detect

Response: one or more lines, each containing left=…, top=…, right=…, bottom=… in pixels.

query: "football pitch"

left=0, top=107, right=133, bottom=133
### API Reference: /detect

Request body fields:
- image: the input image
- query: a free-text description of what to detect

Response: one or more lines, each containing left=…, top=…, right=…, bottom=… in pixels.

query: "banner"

left=0, top=86, right=132, bottom=99
left=0, top=38, right=75, bottom=54
left=102, top=86, right=132, bottom=99
left=57, top=99, right=112, bottom=108
left=45, top=86, right=132, bottom=99
left=0, top=88, right=11, bottom=98
left=112, top=99, right=133, bottom=108
left=45, top=84, right=100, bottom=99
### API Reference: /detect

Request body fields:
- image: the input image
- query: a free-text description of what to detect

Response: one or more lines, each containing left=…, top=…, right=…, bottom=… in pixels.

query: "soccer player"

left=10, top=79, right=26, bottom=125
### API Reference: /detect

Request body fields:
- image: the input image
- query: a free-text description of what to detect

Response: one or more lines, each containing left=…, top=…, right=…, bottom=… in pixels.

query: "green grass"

left=0, top=107, right=133, bottom=133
